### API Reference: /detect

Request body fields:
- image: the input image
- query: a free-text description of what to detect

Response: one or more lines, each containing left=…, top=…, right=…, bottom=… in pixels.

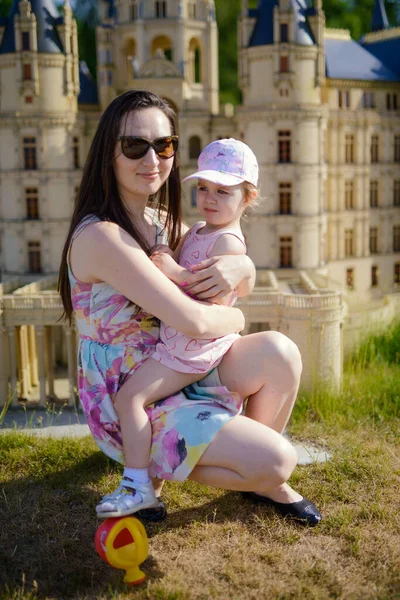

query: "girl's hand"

left=181, top=255, right=255, bottom=303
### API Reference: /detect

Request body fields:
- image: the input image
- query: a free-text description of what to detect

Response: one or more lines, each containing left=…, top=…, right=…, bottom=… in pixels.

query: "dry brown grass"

left=0, top=423, right=399, bottom=600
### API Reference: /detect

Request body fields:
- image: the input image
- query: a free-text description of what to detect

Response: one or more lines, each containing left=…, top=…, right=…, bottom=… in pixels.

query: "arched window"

left=189, top=135, right=201, bottom=160
left=123, top=38, right=137, bottom=78
left=188, top=38, right=202, bottom=83
left=151, top=35, right=172, bottom=60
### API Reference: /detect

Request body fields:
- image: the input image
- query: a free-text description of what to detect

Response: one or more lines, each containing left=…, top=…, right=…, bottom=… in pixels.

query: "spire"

left=371, top=0, right=389, bottom=32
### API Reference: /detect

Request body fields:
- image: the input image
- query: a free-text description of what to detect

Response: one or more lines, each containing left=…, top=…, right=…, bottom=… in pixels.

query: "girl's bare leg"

left=115, top=357, right=200, bottom=468
left=190, top=331, right=304, bottom=503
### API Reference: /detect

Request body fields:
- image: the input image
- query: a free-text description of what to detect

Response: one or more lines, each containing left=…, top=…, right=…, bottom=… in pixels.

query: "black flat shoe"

left=242, top=492, right=322, bottom=526
left=136, top=497, right=167, bottom=522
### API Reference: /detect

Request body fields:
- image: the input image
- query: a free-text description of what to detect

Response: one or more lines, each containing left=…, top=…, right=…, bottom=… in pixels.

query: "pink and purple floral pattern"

left=69, top=214, right=243, bottom=481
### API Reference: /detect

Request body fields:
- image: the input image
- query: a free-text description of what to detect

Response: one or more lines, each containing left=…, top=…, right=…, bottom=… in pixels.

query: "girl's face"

left=114, top=107, right=174, bottom=204
left=196, top=179, right=250, bottom=230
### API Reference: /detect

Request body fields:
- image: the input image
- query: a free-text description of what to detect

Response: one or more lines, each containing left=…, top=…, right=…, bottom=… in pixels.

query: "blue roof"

left=371, top=0, right=389, bottom=32
left=362, top=37, right=400, bottom=78
left=249, top=0, right=315, bottom=47
left=0, top=0, right=63, bottom=55
left=325, top=37, right=399, bottom=81
left=78, top=62, right=98, bottom=105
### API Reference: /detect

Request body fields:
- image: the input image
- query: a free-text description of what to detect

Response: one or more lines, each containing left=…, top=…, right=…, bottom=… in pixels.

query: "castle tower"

left=237, top=0, right=328, bottom=273
left=96, top=0, right=219, bottom=115
left=0, top=0, right=80, bottom=277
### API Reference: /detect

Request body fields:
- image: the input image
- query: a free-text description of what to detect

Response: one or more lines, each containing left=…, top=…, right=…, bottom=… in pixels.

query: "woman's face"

left=114, top=107, right=174, bottom=204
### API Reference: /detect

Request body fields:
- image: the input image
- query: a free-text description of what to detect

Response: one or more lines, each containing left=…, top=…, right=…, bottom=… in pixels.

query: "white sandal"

left=96, top=478, right=158, bottom=519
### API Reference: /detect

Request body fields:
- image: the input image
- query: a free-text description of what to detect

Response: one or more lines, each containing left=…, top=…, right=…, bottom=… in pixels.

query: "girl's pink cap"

left=182, top=138, right=259, bottom=187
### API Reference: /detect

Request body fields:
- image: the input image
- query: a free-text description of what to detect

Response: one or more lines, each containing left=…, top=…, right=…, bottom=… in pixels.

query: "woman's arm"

left=179, top=254, right=256, bottom=303
left=70, top=221, right=244, bottom=339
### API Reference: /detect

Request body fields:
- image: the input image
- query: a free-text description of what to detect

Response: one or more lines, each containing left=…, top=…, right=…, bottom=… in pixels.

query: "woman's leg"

left=218, top=331, right=302, bottom=434
left=191, top=331, right=305, bottom=503
left=189, top=415, right=300, bottom=502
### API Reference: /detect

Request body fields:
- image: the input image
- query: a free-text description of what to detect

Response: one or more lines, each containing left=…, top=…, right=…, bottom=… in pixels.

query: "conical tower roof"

left=249, top=0, right=315, bottom=47
left=0, top=0, right=63, bottom=54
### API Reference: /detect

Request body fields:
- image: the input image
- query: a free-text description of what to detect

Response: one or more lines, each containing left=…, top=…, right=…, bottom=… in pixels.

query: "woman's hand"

left=180, top=255, right=256, bottom=303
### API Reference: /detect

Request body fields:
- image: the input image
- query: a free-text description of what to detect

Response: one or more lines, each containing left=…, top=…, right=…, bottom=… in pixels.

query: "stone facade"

left=0, top=0, right=399, bottom=404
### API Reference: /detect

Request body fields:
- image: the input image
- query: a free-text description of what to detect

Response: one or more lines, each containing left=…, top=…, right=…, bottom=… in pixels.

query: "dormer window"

left=280, top=23, right=288, bottom=43
left=21, top=31, right=30, bottom=51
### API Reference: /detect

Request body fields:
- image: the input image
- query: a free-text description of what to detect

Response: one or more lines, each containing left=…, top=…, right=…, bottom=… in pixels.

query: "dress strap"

left=71, top=214, right=102, bottom=243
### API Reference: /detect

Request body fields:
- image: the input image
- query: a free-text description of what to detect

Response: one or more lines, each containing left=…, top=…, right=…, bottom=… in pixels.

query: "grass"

left=0, top=323, right=399, bottom=600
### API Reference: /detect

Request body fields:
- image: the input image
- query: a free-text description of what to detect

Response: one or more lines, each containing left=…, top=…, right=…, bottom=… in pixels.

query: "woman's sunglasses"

left=117, top=135, right=179, bottom=160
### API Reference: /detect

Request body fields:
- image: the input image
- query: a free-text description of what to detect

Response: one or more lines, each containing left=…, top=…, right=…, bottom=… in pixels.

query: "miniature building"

left=0, top=0, right=399, bottom=404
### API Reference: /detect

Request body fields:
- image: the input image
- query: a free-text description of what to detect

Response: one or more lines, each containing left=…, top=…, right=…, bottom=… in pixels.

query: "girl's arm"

left=70, top=221, right=244, bottom=339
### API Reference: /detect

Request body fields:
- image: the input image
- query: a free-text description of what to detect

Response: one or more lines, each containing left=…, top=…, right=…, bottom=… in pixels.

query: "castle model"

left=0, top=0, right=399, bottom=403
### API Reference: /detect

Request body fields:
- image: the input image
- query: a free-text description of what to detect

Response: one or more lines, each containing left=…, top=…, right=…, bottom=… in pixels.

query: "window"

left=130, top=0, right=138, bottom=20
left=28, top=241, right=42, bottom=273
left=371, top=135, right=379, bottom=163
left=23, top=137, right=37, bottom=170
left=345, top=180, right=354, bottom=210
left=394, top=226, right=400, bottom=252
left=345, top=229, right=354, bottom=257
left=279, top=182, right=292, bottom=214
left=21, top=32, right=30, bottom=51
left=188, top=1, right=196, bottom=19
left=346, top=268, right=354, bottom=290
left=25, top=188, right=39, bottom=220
left=362, top=92, right=375, bottom=109
left=191, top=186, right=197, bottom=208
left=394, top=181, right=400, bottom=207
left=155, top=1, right=167, bottom=17
left=386, top=93, right=398, bottom=110
left=280, top=236, right=293, bottom=267
left=394, top=135, right=400, bottom=163
left=280, top=23, right=288, bottom=43
left=371, top=265, right=379, bottom=287
left=73, top=136, right=80, bottom=168
left=370, top=180, right=378, bottom=208
left=370, top=227, right=378, bottom=254
left=189, top=136, right=201, bottom=160
left=278, top=130, right=291, bottom=163
left=25, top=96, right=33, bottom=104
left=279, top=56, right=289, bottom=73
left=23, top=64, right=32, bottom=80
left=338, top=90, right=350, bottom=109
left=345, top=134, right=354, bottom=163
left=394, top=262, right=400, bottom=284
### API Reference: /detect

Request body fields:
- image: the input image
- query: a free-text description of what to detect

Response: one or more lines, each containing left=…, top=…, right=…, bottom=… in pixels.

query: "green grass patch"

left=0, top=324, right=399, bottom=599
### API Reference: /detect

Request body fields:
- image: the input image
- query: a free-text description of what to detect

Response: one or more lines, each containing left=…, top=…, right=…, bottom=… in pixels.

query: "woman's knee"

left=250, top=436, right=298, bottom=487
left=260, top=331, right=303, bottom=385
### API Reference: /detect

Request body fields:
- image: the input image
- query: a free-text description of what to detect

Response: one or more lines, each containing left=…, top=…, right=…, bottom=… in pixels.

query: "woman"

left=58, top=90, right=322, bottom=526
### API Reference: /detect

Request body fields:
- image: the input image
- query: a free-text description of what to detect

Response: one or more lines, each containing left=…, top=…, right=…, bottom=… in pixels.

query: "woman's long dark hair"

left=58, top=90, right=182, bottom=322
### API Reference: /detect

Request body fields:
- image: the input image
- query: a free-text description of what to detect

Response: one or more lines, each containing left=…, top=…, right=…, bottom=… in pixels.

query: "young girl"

left=95, top=138, right=259, bottom=518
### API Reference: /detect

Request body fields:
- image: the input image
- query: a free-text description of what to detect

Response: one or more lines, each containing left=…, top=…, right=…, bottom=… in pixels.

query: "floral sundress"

left=68, top=212, right=243, bottom=481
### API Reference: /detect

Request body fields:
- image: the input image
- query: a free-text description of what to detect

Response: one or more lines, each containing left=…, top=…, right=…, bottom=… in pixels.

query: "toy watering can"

left=95, top=516, right=149, bottom=585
